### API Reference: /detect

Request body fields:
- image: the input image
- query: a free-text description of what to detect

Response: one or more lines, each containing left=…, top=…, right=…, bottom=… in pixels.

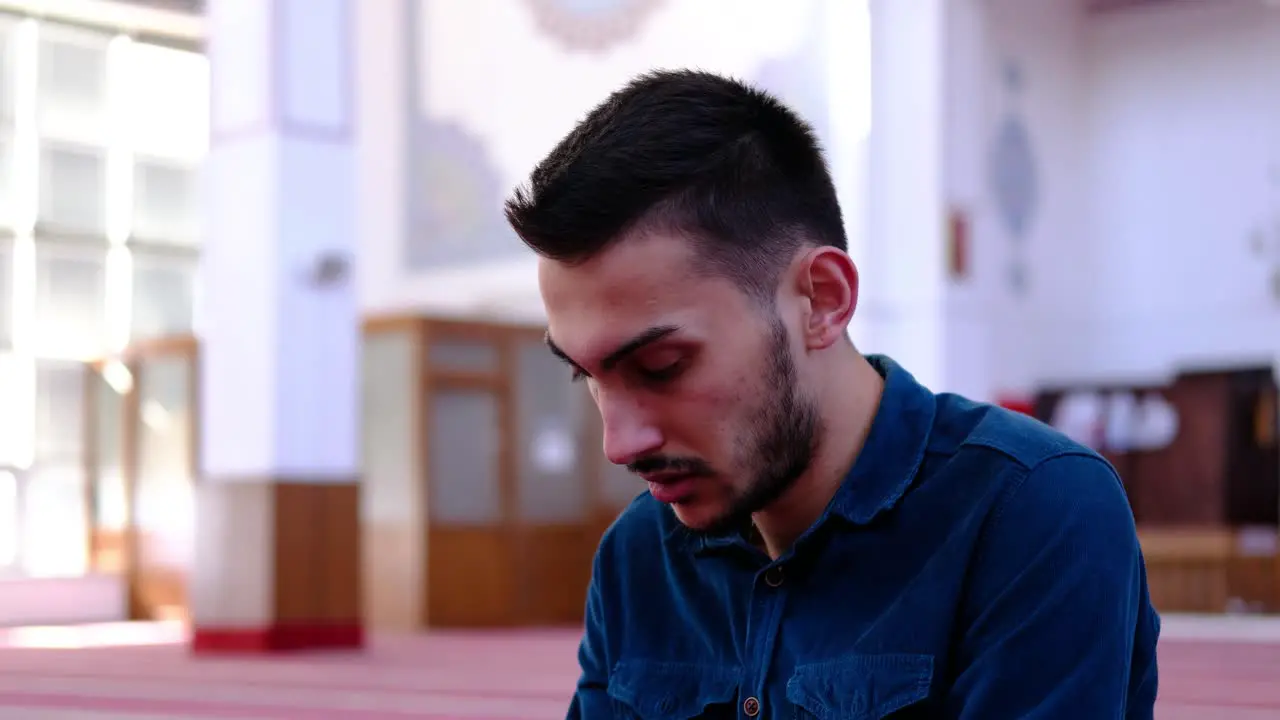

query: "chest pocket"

left=786, top=654, right=933, bottom=720
left=608, top=660, right=740, bottom=719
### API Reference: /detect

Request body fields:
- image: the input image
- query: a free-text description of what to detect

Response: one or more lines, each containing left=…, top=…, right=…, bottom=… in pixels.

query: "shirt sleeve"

left=945, top=452, right=1159, bottom=719
left=566, top=546, right=613, bottom=719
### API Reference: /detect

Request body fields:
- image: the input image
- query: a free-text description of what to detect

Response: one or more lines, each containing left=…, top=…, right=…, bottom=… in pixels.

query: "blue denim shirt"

left=570, top=356, right=1160, bottom=719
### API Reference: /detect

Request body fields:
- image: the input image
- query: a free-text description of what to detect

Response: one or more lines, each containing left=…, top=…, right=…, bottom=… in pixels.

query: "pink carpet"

left=0, top=621, right=1274, bottom=718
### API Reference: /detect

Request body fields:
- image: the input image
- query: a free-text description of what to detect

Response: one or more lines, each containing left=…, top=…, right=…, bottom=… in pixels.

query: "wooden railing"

left=1139, top=526, right=1278, bottom=614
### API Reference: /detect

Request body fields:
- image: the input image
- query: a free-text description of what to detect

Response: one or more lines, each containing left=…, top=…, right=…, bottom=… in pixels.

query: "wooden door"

left=0, top=467, right=23, bottom=577
left=421, top=320, right=603, bottom=627
left=85, top=336, right=198, bottom=621
left=129, top=347, right=198, bottom=620
left=84, top=361, right=128, bottom=573
left=1226, top=370, right=1278, bottom=526
left=423, top=327, right=519, bottom=627
left=511, top=335, right=594, bottom=625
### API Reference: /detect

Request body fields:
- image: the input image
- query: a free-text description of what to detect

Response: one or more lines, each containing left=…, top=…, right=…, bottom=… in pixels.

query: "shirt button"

left=764, top=566, right=784, bottom=588
left=743, top=696, right=761, bottom=716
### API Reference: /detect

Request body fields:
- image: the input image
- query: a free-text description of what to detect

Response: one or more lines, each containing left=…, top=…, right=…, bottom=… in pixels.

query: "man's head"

left=505, top=70, right=860, bottom=533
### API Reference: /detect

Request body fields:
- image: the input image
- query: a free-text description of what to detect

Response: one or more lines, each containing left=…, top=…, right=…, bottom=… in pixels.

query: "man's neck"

left=752, top=353, right=885, bottom=559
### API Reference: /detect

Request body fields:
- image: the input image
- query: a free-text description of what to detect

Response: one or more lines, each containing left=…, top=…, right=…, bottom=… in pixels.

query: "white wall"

left=357, top=0, right=1280, bottom=388
left=969, top=0, right=1087, bottom=393
left=356, top=0, right=867, bottom=322
left=964, top=0, right=1280, bottom=391
left=1076, top=0, right=1280, bottom=380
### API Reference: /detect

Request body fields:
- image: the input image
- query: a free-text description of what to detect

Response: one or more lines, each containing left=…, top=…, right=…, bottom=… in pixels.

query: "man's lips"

left=644, top=473, right=698, bottom=503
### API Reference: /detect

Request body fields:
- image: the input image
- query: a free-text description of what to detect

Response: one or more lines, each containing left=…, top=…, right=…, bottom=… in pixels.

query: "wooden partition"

left=1034, top=366, right=1278, bottom=527
left=1139, top=527, right=1279, bottom=614
left=362, top=315, right=608, bottom=629
left=78, top=317, right=628, bottom=630
left=1035, top=364, right=1280, bottom=615
left=83, top=335, right=198, bottom=621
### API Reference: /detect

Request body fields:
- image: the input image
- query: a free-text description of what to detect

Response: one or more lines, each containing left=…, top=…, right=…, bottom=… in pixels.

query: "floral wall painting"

left=404, top=119, right=523, bottom=271
left=521, top=0, right=665, bottom=54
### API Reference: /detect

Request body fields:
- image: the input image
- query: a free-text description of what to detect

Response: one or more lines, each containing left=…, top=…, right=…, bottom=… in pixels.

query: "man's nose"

left=599, top=395, right=663, bottom=466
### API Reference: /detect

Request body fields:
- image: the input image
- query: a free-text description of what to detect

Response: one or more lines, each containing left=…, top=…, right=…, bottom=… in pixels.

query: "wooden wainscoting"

left=1139, top=526, right=1279, bottom=614
left=1228, top=528, right=1280, bottom=613
left=89, top=529, right=126, bottom=573
left=519, top=524, right=596, bottom=626
left=1141, top=528, right=1232, bottom=613
left=426, top=526, right=522, bottom=628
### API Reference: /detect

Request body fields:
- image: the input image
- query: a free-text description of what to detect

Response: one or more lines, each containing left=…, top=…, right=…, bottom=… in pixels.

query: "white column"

left=193, top=0, right=362, bottom=652
left=862, top=0, right=995, bottom=400
left=863, top=0, right=947, bottom=390
left=939, top=0, right=997, bottom=403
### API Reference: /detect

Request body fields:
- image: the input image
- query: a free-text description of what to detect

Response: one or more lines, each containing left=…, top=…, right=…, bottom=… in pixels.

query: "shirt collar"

left=826, top=354, right=936, bottom=525
left=679, top=354, right=936, bottom=554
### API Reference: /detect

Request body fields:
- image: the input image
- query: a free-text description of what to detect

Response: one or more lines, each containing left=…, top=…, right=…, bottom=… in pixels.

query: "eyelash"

left=640, top=362, right=683, bottom=383
left=569, top=361, right=683, bottom=384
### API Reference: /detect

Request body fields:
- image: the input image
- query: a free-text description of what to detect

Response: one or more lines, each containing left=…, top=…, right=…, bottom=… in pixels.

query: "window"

left=34, top=357, right=85, bottom=462
left=0, top=20, right=18, bottom=127
left=120, top=41, right=208, bottom=161
left=38, top=142, right=108, bottom=236
left=0, top=352, right=32, bottom=468
left=32, top=239, right=108, bottom=355
left=35, top=25, right=110, bottom=144
left=130, top=244, right=197, bottom=340
left=132, top=159, right=200, bottom=243
left=0, top=239, right=11, bottom=350
left=20, top=460, right=87, bottom=577
left=0, top=136, right=15, bottom=229
left=0, top=469, right=17, bottom=572
left=0, top=16, right=204, bottom=582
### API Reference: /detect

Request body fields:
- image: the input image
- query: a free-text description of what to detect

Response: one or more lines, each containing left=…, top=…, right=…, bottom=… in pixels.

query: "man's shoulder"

left=926, top=394, right=1132, bottom=545
left=934, top=392, right=1102, bottom=471
left=924, top=394, right=1128, bottom=527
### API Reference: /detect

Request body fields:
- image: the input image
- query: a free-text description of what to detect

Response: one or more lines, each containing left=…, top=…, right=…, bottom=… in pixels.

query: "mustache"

left=627, top=456, right=715, bottom=477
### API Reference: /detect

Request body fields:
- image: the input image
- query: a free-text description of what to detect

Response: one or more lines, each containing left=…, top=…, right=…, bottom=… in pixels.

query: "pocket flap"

left=786, top=654, right=933, bottom=719
left=609, top=660, right=739, bottom=718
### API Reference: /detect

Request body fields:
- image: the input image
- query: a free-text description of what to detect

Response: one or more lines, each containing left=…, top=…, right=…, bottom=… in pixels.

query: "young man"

left=505, top=70, right=1159, bottom=719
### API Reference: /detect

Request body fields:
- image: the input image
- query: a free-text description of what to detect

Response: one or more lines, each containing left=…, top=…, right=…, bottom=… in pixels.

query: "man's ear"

left=793, top=247, right=859, bottom=350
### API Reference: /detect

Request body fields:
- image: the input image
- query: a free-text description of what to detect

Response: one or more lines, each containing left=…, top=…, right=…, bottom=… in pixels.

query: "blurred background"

left=0, top=0, right=1277, bottom=716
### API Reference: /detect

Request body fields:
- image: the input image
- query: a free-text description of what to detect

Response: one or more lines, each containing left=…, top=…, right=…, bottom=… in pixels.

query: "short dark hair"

left=503, top=69, right=847, bottom=302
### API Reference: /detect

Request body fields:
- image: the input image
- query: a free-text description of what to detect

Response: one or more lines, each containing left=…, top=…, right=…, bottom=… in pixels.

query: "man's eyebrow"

left=545, top=325, right=683, bottom=373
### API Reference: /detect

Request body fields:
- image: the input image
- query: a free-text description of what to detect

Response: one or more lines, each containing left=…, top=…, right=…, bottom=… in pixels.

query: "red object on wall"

left=997, top=394, right=1036, bottom=417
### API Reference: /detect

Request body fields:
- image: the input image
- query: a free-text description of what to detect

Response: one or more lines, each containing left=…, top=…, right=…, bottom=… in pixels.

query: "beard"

left=624, top=315, right=823, bottom=535
left=698, top=316, right=822, bottom=536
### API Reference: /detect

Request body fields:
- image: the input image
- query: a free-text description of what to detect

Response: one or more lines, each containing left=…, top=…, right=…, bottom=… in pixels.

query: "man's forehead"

left=539, top=232, right=695, bottom=289
left=544, top=290, right=686, bottom=363
left=536, top=232, right=750, bottom=364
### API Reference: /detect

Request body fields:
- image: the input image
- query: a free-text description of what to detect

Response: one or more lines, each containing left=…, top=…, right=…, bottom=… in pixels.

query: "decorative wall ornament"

left=987, top=58, right=1040, bottom=297
left=522, top=0, right=664, bottom=54
left=403, top=119, right=523, bottom=270
left=1249, top=167, right=1280, bottom=304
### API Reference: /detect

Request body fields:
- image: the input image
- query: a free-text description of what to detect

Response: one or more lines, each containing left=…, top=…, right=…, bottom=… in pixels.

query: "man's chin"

left=669, top=501, right=718, bottom=530
left=670, top=502, right=748, bottom=537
